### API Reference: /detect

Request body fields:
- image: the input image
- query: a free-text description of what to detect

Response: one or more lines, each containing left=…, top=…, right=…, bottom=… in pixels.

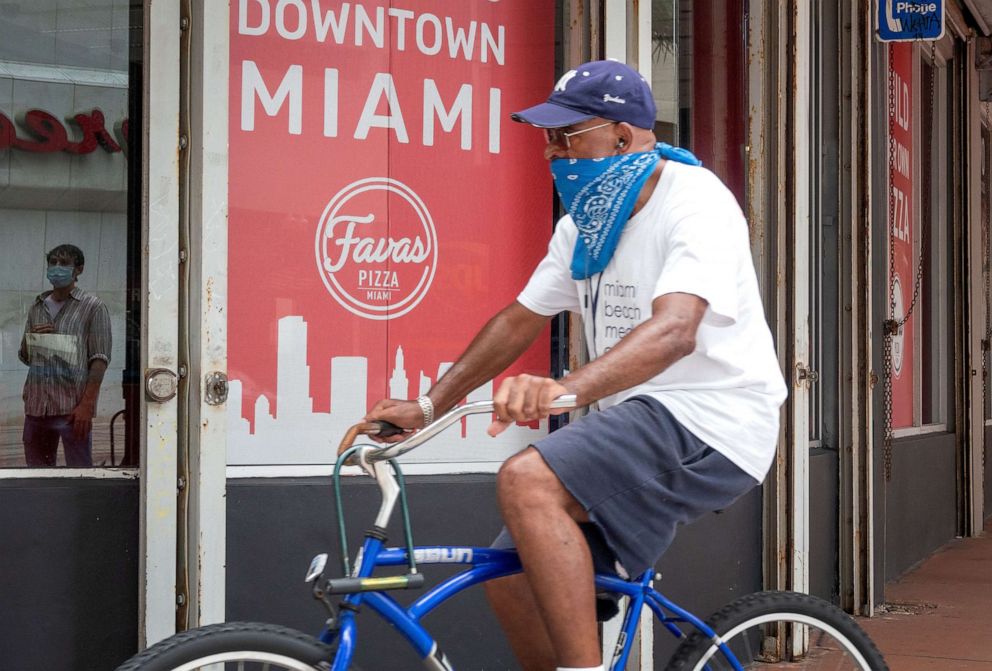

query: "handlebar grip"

left=337, top=420, right=409, bottom=458
left=372, top=420, right=406, bottom=438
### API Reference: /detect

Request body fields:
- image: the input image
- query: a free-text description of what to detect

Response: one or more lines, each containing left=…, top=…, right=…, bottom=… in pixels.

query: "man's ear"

left=615, top=122, right=635, bottom=153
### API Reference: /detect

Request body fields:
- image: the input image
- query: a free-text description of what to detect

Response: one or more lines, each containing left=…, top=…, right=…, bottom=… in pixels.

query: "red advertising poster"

left=227, top=1, right=555, bottom=464
left=888, top=42, right=913, bottom=429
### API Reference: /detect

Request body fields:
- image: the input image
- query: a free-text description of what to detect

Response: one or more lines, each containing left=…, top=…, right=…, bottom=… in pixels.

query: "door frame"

left=140, top=0, right=182, bottom=648
left=963, top=32, right=987, bottom=536
left=181, top=0, right=230, bottom=629
left=598, top=3, right=660, bottom=667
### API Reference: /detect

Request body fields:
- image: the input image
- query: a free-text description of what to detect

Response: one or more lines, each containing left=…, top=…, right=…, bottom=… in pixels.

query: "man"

left=18, top=244, right=111, bottom=468
left=366, top=61, right=787, bottom=671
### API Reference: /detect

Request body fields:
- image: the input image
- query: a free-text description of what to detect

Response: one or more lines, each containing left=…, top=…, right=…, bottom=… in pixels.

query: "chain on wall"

left=983, top=214, right=990, bottom=424
left=979, top=106, right=992, bottom=439
left=882, top=41, right=936, bottom=481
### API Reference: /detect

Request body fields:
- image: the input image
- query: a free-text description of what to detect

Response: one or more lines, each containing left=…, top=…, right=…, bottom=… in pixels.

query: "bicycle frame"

left=320, top=397, right=746, bottom=671
left=319, top=538, right=745, bottom=671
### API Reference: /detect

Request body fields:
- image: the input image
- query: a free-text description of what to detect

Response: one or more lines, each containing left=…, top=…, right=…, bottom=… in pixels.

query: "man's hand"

left=489, top=375, right=571, bottom=437
left=31, top=323, right=55, bottom=334
left=69, top=402, right=95, bottom=440
left=364, top=399, right=425, bottom=443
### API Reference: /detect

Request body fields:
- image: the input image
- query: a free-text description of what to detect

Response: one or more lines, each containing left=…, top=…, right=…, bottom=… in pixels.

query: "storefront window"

left=891, top=48, right=953, bottom=434
left=809, top=2, right=841, bottom=448
left=0, top=1, right=141, bottom=468
left=919, top=57, right=951, bottom=428
left=650, top=0, right=688, bottom=146
left=651, top=0, right=745, bottom=202
left=226, top=1, right=558, bottom=470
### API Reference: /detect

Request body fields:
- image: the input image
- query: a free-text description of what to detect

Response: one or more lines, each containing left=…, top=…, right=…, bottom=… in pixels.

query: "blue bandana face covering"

left=551, top=142, right=702, bottom=280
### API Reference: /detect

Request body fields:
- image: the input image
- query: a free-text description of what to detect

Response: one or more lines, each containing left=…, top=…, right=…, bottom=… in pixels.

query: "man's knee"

left=496, top=447, right=585, bottom=521
left=497, top=448, right=555, bottom=504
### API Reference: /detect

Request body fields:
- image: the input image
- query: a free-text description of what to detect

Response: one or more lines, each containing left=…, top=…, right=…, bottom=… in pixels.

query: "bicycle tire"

left=114, top=621, right=338, bottom=671
left=665, top=591, right=888, bottom=671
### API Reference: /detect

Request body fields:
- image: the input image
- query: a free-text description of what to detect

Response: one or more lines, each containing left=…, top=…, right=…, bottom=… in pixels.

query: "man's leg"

left=56, top=416, right=93, bottom=467
left=484, top=574, right=557, bottom=671
left=23, top=415, right=58, bottom=467
left=494, top=446, right=601, bottom=669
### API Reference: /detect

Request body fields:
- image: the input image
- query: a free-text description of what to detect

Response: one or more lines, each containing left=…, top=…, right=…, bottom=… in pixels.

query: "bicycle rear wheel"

left=115, top=621, right=336, bottom=671
left=665, top=591, right=887, bottom=670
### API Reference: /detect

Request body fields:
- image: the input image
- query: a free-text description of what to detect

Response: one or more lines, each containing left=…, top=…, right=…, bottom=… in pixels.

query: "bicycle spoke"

left=698, top=621, right=873, bottom=669
left=667, top=593, right=885, bottom=671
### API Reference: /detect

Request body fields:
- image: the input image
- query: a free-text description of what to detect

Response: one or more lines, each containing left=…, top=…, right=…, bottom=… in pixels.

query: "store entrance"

left=0, top=2, right=153, bottom=668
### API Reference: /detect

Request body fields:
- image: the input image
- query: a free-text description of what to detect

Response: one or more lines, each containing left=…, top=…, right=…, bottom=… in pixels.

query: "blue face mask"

left=551, top=142, right=702, bottom=280
left=47, top=265, right=75, bottom=288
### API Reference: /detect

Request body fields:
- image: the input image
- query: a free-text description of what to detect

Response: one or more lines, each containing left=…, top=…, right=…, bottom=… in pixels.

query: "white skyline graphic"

left=227, top=316, right=549, bottom=465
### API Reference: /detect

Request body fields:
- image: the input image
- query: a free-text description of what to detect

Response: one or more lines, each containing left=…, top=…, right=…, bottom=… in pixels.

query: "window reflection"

left=651, top=0, right=691, bottom=146
left=1, top=0, right=137, bottom=468
left=20, top=245, right=112, bottom=467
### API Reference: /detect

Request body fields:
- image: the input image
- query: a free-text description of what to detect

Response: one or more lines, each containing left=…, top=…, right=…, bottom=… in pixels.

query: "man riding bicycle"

left=366, top=60, right=787, bottom=671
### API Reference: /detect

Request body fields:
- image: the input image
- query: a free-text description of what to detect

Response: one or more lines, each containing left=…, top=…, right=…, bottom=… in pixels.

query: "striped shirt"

left=19, top=287, right=112, bottom=416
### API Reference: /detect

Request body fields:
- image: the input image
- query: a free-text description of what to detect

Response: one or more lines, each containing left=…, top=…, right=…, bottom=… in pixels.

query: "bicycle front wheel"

left=115, top=621, right=336, bottom=671
left=666, top=591, right=887, bottom=670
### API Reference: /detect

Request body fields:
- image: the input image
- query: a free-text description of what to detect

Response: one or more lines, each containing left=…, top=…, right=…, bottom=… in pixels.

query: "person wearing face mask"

left=365, top=60, right=787, bottom=671
left=18, top=244, right=111, bottom=468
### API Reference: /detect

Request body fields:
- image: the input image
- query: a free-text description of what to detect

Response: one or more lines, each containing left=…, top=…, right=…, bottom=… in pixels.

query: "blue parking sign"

left=877, top=0, right=944, bottom=41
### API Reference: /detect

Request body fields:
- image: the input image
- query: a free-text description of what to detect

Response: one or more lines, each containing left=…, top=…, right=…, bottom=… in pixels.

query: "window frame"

left=892, top=43, right=954, bottom=438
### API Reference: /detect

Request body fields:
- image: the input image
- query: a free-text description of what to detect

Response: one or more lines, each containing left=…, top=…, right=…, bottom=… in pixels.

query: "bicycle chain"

left=882, top=41, right=935, bottom=481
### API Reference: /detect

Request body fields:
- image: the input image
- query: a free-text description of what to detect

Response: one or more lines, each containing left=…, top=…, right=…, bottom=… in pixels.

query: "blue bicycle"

left=119, top=397, right=887, bottom=670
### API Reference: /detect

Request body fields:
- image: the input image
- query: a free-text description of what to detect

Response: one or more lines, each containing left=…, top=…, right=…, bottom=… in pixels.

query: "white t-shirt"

left=518, top=161, right=788, bottom=482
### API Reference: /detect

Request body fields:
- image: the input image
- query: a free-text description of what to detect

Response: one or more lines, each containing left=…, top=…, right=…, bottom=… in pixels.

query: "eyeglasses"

left=543, top=121, right=617, bottom=149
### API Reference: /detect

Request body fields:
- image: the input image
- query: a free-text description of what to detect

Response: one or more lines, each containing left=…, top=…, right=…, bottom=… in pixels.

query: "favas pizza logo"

left=315, top=178, right=438, bottom=320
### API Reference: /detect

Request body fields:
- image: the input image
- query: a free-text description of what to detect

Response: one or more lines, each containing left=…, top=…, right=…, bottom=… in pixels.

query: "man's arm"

left=364, top=301, right=551, bottom=434
left=69, top=358, right=108, bottom=440
left=18, top=311, right=53, bottom=364
left=561, top=292, right=706, bottom=404
left=490, top=292, right=707, bottom=433
left=71, top=303, right=113, bottom=439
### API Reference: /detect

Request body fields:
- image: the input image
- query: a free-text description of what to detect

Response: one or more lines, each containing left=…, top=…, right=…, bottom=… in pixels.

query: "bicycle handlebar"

left=363, top=394, right=578, bottom=463
left=330, top=394, right=577, bottom=583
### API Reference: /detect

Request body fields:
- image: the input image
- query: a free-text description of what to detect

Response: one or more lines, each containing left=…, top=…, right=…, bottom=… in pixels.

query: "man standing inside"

left=19, top=244, right=111, bottom=468
left=366, top=61, right=787, bottom=671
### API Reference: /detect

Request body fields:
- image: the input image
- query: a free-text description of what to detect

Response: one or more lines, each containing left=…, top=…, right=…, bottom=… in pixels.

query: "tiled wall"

left=0, top=0, right=131, bottom=72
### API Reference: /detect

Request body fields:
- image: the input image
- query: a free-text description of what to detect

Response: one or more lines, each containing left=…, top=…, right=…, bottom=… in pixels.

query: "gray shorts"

left=492, top=395, right=758, bottom=581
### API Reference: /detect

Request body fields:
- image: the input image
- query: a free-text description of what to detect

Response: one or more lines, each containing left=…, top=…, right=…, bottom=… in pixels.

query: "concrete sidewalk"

left=859, top=518, right=992, bottom=670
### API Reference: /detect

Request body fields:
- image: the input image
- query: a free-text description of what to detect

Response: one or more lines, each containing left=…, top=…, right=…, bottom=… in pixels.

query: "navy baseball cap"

left=511, top=60, right=657, bottom=129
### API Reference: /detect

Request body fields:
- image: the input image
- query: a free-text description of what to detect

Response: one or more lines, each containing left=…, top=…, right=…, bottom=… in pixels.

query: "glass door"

left=0, top=0, right=182, bottom=665
left=0, top=0, right=141, bottom=472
